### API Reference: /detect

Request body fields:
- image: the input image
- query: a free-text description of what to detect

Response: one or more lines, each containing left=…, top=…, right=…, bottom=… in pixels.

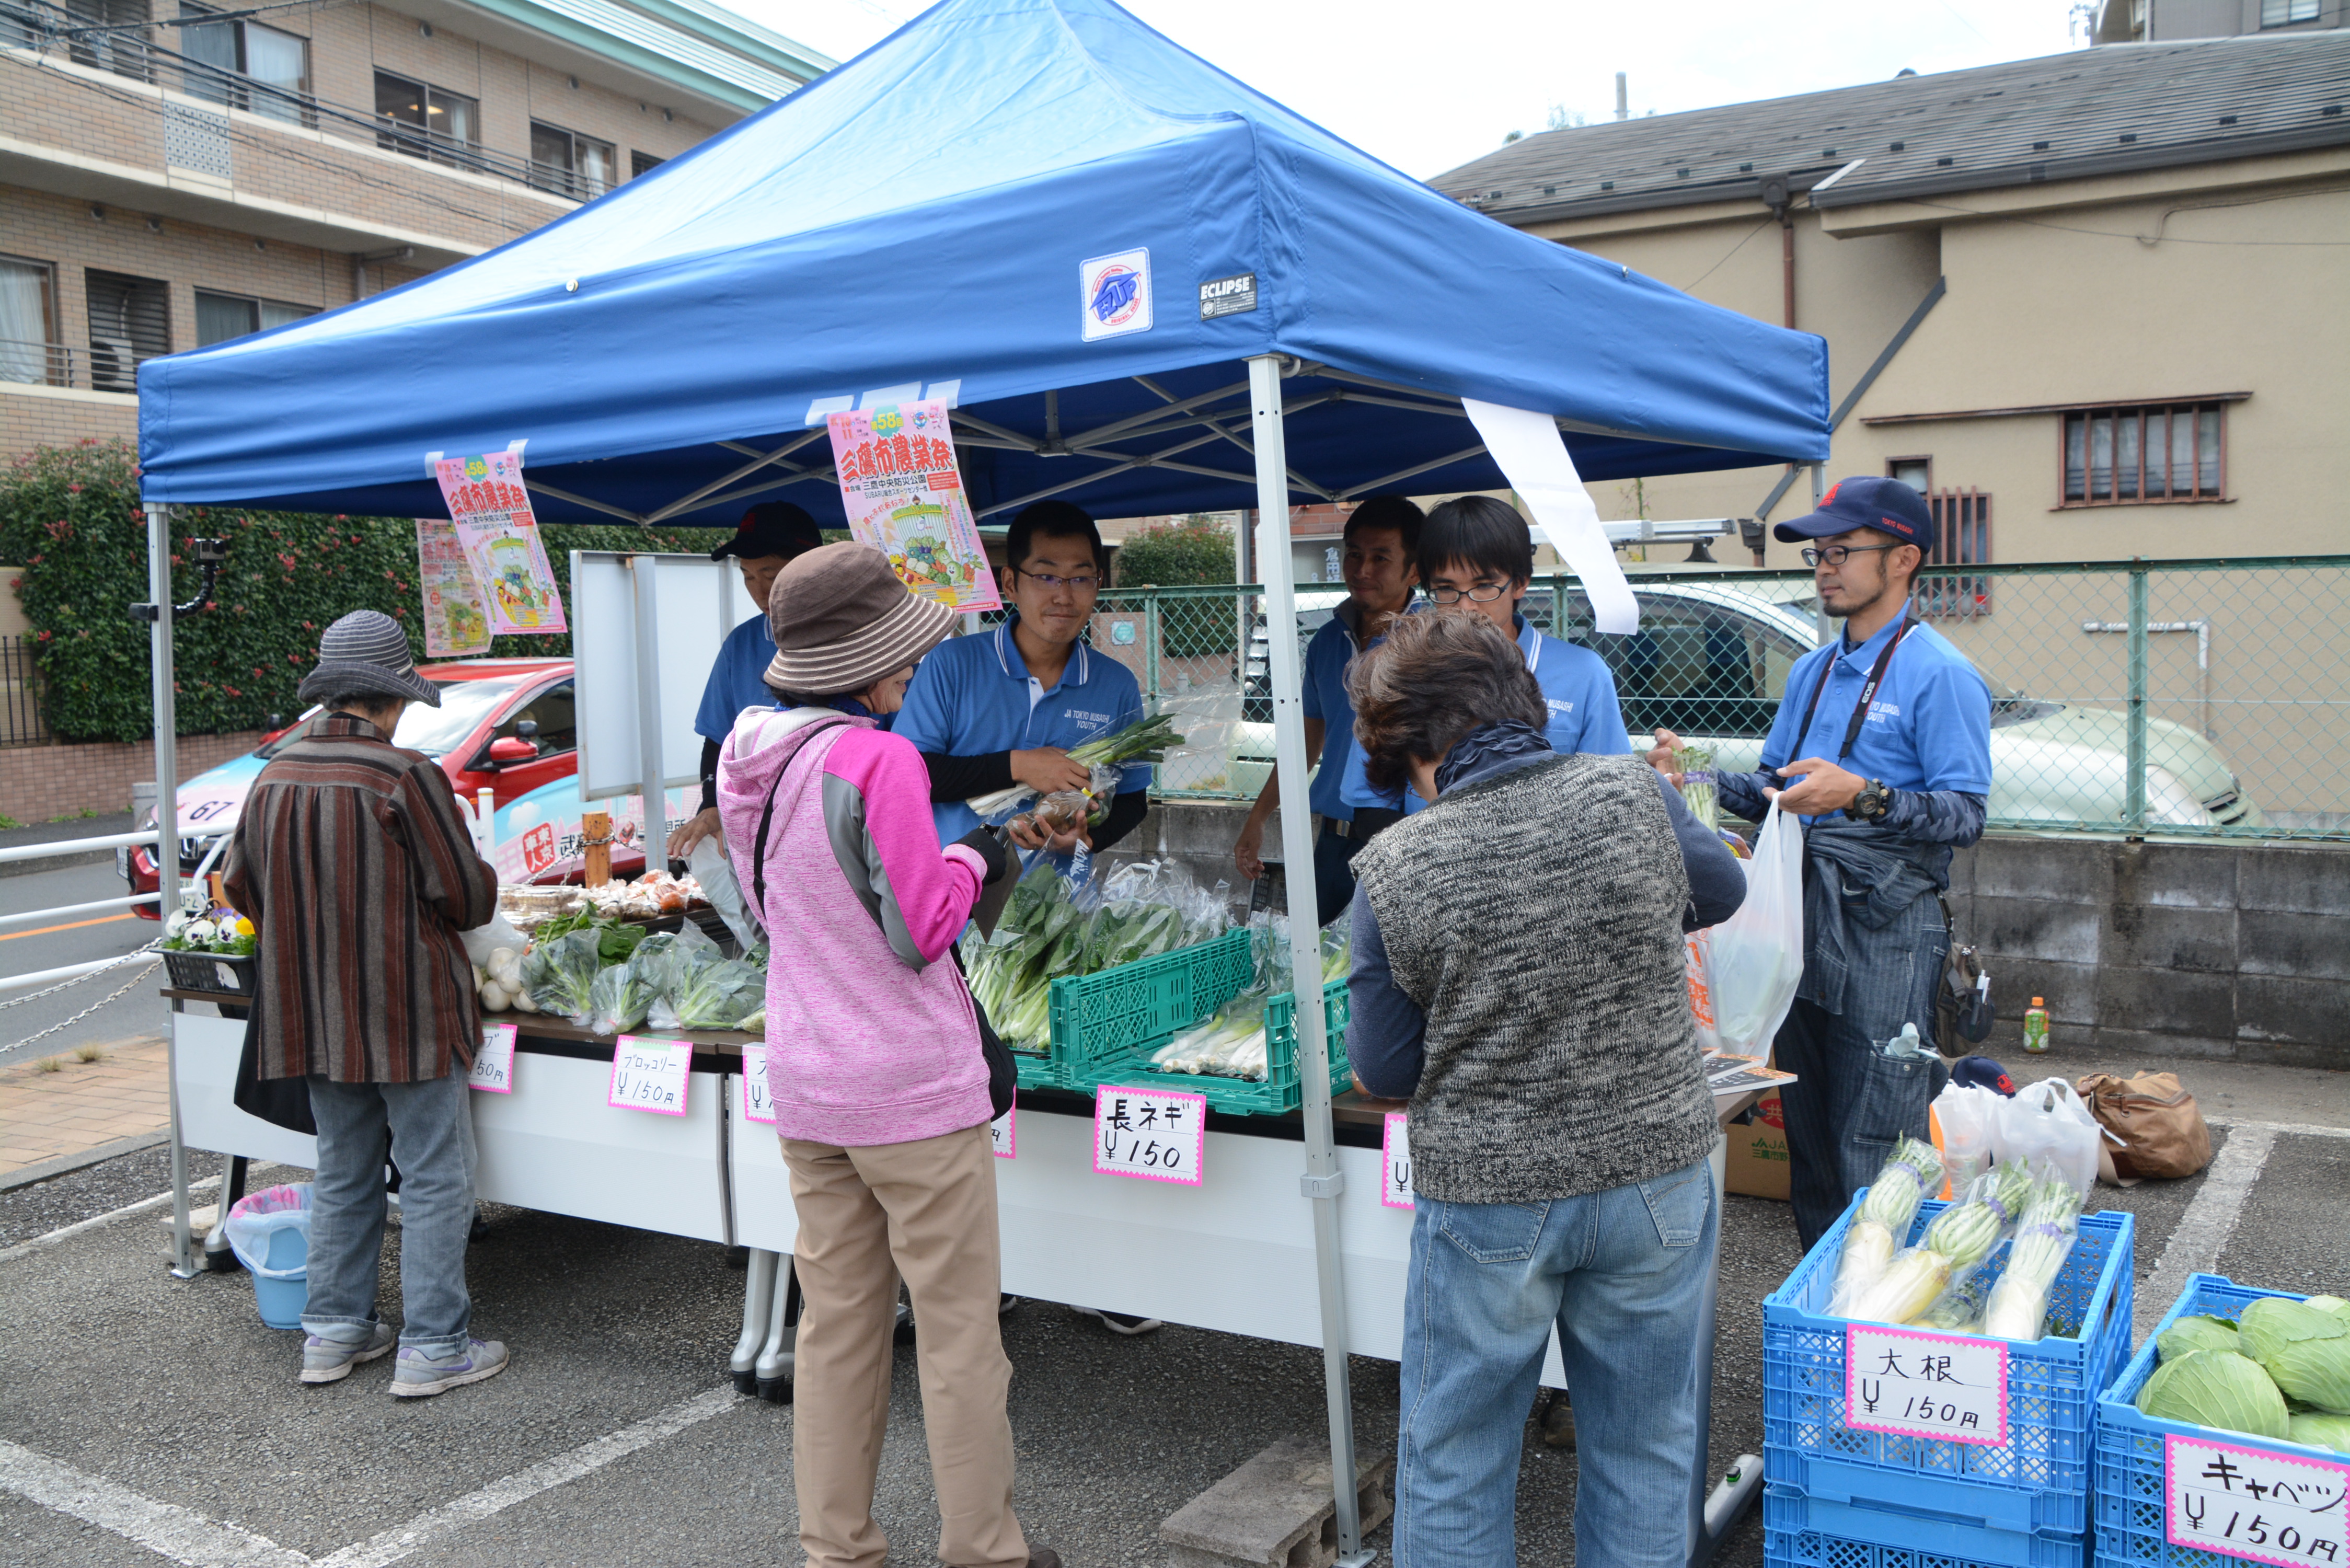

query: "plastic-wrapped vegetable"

left=1674, top=743, right=1718, bottom=832
left=1844, top=1161, right=2032, bottom=1327
left=640, top=925, right=724, bottom=1031
left=588, top=961, right=654, bottom=1036
left=521, top=930, right=602, bottom=1024
left=667, top=958, right=767, bottom=1031
left=1828, top=1136, right=1946, bottom=1317
left=1983, top=1171, right=2086, bottom=1341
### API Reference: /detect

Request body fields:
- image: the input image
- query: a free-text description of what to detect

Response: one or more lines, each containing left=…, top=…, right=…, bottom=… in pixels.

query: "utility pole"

left=1615, top=71, right=1628, bottom=121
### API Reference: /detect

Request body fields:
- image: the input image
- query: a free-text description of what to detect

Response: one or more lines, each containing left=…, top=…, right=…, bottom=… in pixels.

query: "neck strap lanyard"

left=1797, top=616, right=1920, bottom=763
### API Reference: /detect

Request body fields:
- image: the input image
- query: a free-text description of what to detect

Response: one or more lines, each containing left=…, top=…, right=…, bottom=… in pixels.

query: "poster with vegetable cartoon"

left=433, top=450, right=568, bottom=636
left=825, top=400, right=1001, bottom=614
left=414, top=517, right=493, bottom=657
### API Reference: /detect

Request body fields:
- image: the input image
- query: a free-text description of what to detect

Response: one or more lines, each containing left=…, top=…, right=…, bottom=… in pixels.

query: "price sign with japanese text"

left=608, top=1036, right=691, bottom=1117
left=2167, top=1435, right=2350, bottom=1568
left=1844, top=1324, right=2009, bottom=1446
left=1381, top=1113, right=1412, bottom=1209
left=991, top=1101, right=1017, bottom=1160
left=1092, top=1086, right=1206, bottom=1186
left=468, top=1023, right=516, bottom=1094
left=740, top=1051, right=777, bottom=1126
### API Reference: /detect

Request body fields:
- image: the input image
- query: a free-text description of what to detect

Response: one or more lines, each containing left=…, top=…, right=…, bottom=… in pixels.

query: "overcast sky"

left=730, top=0, right=2087, bottom=180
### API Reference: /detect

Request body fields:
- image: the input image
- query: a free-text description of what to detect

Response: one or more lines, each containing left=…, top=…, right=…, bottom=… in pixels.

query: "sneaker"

left=1540, top=1391, right=1576, bottom=1450
left=299, top=1322, right=396, bottom=1385
left=390, top=1338, right=510, bottom=1398
left=999, top=1293, right=1022, bottom=1316
left=1075, top=1307, right=1163, bottom=1336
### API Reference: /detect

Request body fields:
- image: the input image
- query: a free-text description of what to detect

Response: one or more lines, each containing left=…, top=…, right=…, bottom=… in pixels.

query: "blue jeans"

left=1395, top=1153, right=1720, bottom=1568
left=302, top=1071, right=477, bottom=1356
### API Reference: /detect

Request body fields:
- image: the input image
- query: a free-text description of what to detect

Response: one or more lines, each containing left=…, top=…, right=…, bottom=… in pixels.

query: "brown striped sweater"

left=222, top=713, right=498, bottom=1082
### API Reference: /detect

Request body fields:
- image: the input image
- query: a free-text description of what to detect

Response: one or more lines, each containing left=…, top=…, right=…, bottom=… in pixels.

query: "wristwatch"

left=1848, top=779, right=1892, bottom=824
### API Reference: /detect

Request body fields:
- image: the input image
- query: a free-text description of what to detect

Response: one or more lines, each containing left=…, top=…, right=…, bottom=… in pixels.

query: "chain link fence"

left=967, top=556, right=2348, bottom=839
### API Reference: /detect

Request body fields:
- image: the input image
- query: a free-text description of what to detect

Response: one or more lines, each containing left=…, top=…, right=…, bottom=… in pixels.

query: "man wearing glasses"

left=1649, top=477, right=1992, bottom=1250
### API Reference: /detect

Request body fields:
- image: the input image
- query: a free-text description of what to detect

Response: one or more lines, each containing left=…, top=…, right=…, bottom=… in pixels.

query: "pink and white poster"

left=825, top=400, right=1000, bottom=614
left=414, top=517, right=492, bottom=657
left=433, top=450, right=567, bottom=635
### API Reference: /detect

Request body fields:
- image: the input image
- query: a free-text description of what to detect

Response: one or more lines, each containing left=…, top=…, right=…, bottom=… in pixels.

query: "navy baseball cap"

left=1772, top=476, right=1931, bottom=547
left=710, top=501, right=824, bottom=562
left=1950, top=1055, right=2015, bottom=1096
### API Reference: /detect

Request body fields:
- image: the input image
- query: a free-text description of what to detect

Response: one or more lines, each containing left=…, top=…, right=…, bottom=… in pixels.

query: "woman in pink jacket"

left=719, top=543, right=1053, bottom=1568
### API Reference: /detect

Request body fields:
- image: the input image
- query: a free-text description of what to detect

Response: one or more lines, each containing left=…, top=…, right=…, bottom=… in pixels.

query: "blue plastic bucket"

left=250, top=1224, right=308, bottom=1330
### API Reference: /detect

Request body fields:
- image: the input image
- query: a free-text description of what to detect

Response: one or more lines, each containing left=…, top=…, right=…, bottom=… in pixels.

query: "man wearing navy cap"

left=1651, top=476, right=1993, bottom=1249
left=669, top=502, right=825, bottom=858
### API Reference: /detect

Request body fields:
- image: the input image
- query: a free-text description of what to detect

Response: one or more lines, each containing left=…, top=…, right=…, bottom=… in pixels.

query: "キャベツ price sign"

left=2166, top=1435, right=2350, bottom=1568
left=608, top=1036, right=691, bottom=1117
left=1092, top=1086, right=1205, bottom=1185
left=1844, top=1324, right=2010, bottom=1447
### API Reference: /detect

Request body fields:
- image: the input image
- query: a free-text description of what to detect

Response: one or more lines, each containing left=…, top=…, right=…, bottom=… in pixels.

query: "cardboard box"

left=1723, top=1088, right=1790, bottom=1200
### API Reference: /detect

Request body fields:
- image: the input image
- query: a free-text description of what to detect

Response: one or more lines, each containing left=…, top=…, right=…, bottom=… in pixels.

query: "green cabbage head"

left=2158, top=1316, right=2241, bottom=1363
left=2289, top=1412, right=2350, bottom=1456
left=2137, top=1349, right=2291, bottom=1439
left=2239, top=1298, right=2350, bottom=1415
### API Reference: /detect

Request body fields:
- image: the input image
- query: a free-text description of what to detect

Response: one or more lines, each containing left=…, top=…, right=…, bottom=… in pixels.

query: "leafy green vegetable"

left=669, top=958, right=765, bottom=1031
left=2288, top=1412, right=2350, bottom=1455
left=2137, top=1349, right=2291, bottom=1439
left=521, top=931, right=601, bottom=1023
left=2239, top=1298, right=2350, bottom=1415
left=588, top=961, right=652, bottom=1035
left=2159, top=1316, right=2242, bottom=1364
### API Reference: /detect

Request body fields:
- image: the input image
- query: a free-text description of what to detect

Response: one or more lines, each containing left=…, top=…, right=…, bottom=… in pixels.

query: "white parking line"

left=0, top=1177, right=222, bottom=1266
left=2134, top=1123, right=2277, bottom=1346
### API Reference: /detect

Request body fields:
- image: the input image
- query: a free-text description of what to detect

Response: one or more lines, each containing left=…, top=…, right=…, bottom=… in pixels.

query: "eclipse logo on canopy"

left=1080, top=247, right=1153, bottom=341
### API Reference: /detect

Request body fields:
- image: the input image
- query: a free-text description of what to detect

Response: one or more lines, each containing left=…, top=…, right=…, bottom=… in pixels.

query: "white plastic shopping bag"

left=1700, top=800, right=1805, bottom=1055
left=1999, top=1077, right=2109, bottom=1196
left=222, top=1183, right=313, bottom=1278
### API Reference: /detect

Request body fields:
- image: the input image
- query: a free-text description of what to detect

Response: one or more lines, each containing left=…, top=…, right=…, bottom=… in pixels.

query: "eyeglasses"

left=1425, top=581, right=1511, bottom=604
left=1801, top=543, right=1901, bottom=568
left=1013, top=567, right=1099, bottom=591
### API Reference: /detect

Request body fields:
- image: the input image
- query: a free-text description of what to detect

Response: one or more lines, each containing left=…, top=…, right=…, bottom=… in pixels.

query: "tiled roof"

left=1432, top=32, right=2350, bottom=223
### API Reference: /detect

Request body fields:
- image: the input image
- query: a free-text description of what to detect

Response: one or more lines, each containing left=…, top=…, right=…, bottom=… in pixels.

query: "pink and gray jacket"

left=718, top=707, right=993, bottom=1147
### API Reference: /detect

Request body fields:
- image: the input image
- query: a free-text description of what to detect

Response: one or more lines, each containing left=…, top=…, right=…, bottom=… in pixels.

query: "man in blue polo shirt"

left=894, top=500, right=1151, bottom=857
left=1337, top=495, right=1629, bottom=825
left=1232, top=496, right=1422, bottom=928
left=1652, top=476, right=1994, bottom=1249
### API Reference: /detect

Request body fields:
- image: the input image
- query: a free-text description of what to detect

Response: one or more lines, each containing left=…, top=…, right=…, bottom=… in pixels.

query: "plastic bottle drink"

left=2022, top=997, right=2051, bottom=1054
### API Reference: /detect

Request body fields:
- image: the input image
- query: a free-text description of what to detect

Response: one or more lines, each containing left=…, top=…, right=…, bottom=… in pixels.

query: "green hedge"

left=1, top=440, right=709, bottom=743
left=1115, top=515, right=1237, bottom=657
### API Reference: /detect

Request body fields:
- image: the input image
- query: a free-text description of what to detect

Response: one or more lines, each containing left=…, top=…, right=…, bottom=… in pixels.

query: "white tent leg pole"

left=148, top=501, right=196, bottom=1281
left=629, top=555, right=667, bottom=872
left=1248, top=355, right=1372, bottom=1564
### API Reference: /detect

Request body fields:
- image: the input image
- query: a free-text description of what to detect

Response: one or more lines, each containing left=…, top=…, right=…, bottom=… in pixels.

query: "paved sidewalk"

left=0, top=1032, right=169, bottom=1177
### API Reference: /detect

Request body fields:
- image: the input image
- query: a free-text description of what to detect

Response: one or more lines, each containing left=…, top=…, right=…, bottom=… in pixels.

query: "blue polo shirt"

left=892, top=619, right=1148, bottom=844
left=695, top=614, right=778, bottom=744
left=1338, top=614, right=1630, bottom=815
left=1298, top=607, right=1379, bottom=823
left=1764, top=609, right=1993, bottom=822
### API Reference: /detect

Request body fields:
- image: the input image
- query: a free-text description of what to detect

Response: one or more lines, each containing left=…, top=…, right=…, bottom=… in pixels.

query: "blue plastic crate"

left=2092, top=1274, right=2347, bottom=1568
left=1764, top=1190, right=2135, bottom=1535
left=1768, top=1494, right=2089, bottom=1568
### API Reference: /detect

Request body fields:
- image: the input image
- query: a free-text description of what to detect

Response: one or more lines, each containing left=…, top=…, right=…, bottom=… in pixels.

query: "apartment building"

left=1, top=0, right=831, bottom=456
left=2093, top=0, right=2346, bottom=44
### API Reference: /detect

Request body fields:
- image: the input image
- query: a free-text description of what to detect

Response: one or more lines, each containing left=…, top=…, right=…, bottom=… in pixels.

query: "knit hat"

left=296, top=609, right=441, bottom=708
left=763, top=542, right=958, bottom=696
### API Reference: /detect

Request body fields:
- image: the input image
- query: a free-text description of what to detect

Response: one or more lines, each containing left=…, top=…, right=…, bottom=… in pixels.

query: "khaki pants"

left=781, top=1123, right=1028, bottom=1568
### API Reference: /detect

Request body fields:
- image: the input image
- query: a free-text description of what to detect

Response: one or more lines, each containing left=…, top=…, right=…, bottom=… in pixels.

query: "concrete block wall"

left=0, top=729, right=266, bottom=823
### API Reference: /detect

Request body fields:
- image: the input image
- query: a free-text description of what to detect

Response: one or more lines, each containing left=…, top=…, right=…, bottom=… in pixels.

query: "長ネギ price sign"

left=1092, top=1086, right=1205, bottom=1186
left=2166, top=1435, right=2350, bottom=1568
left=1381, top=1113, right=1412, bottom=1209
left=1844, top=1324, right=2010, bottom=1447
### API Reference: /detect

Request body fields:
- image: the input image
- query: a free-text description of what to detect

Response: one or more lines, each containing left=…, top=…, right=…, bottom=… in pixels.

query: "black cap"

left=710, top=501, right=824, bottom=563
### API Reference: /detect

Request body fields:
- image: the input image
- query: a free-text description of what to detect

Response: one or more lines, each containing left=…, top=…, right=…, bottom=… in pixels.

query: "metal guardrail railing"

left=1040, top=555, right=2349, bottom=841
left=0, top=823, right=232, bottom=994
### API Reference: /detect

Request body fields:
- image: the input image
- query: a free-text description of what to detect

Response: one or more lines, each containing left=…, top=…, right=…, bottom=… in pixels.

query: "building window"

left=1887, top=457, right=1932, bottom=495
left=1918, top=487, right=1992, bottom=620
left=631, top=149, right=665, bottom=179
left=2062, top=402, right=2224, bottom=505
left=85, top=270, right=170, bottom=392
left=64, top=0, right=152, bottom=83
left=374, top=72, right=480, bottom=165
left=0, top=257, right=63, bottom=387
left=194, top=290, right=316, bottom=347
left=2261, top=0, right=2320, bottom=25
left=531, top=122, right=614, bottom=199
left=178, top=5, right=309, bottom=123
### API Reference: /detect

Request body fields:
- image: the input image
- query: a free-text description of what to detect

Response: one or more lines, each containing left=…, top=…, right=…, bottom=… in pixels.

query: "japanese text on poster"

left=740, top=1050, right=776, bottom=1126
left=825, top=400, right=1000, bottom=614
left=1093, top=1086, right=1205, bottom=1185
left=415, top=518, right=492, bottom=657
left=434, top=450, right=567, bottom=635
left=468, top=1023, right=516, bottom=1093
left=2166, top=1435, right=2350, bottom=1568
left=1382, top=1112, right=1413, bottom=1209
left=609, top=1036, right=691, bottom=1117
left=1844, top=1324, right=2009, bottom=1446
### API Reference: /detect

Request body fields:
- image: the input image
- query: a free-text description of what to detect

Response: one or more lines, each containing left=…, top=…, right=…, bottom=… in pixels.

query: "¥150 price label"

left=608, top=1036, right=692, bottom=1117
left=1092, top=1086, right=1205, bottom=1186
left=991, top=1100, right=1016, bottom=1160
left=739, top=1051, right=777, bottom=1126
left=1844, top=1324, right=2009, bottom=1447
left=468, top=1024, right=516, bottom=1094
left=2166, top=1435, right=2349, bottom=1568
left=1381, top=1113, right=1412, bottom=1209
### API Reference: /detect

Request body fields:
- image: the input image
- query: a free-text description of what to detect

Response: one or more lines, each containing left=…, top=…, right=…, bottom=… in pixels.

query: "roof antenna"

left=1615, top=72, right=1629, bottom=122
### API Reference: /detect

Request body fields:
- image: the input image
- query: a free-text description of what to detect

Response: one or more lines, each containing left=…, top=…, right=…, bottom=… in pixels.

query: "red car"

left=126, top=658, right=582, bottom=917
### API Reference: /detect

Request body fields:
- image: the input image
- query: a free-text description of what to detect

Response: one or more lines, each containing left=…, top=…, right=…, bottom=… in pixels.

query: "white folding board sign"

left=573, top=551, right=752, bottom=802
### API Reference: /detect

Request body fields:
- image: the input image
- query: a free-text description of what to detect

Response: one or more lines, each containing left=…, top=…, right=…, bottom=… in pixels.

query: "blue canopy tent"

left=136, top=3, right=1828, bottom=1554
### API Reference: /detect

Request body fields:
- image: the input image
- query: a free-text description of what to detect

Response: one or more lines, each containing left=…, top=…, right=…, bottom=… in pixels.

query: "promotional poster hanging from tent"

left=825, top=400, right=1000, bottom=613
left=414, top=518, right=493, bottom=657
left=433, top=451, right=568, bottom=635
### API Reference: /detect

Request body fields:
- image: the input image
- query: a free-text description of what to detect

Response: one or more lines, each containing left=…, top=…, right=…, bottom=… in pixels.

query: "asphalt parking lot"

left=2, top=1052, right=2344, bottom=1568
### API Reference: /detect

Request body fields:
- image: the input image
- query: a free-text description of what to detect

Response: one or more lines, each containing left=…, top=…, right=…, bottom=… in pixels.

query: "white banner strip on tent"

left=804, top=396, right=854, bottom=426
left=1462, top=399, right=1641, bottom=636
left=860, top=382, right=922, bottom=409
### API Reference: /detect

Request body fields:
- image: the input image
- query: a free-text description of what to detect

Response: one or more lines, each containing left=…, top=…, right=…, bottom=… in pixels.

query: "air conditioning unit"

left=88, top=334, right=138, bottom=392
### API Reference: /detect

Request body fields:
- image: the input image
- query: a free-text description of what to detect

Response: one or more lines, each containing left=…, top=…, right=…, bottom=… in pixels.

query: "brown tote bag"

left=2075, top=1071, right=2213, bottom=1181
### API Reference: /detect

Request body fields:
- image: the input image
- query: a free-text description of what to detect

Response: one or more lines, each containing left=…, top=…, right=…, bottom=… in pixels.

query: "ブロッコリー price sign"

left=991, top=1100, right=1016, bottom=1160
left=1844, top=1324, right=2010, bottom=1447
left=1092, top=1086, right=1205, bottom=1185
left=608, top=1036, right=691, bottom=1117
left=739, top=1051, right=776, bottom=1126
left=1381, top=1112, right=1412, bottom=1209
left=2166, top=1435, right=2349, bottom=1568
left=468, top=1023, right=516, bottom=1093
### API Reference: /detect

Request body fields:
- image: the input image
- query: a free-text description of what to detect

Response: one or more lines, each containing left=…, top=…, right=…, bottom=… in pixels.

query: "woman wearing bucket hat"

left=717, top=544, right=1055, bottom=1568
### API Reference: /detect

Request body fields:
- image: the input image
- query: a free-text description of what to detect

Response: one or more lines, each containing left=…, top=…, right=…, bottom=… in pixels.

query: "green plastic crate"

left=1085, top=976, right=1351, bottom=1116
left=1045, top=927, right=1254, bottom=1073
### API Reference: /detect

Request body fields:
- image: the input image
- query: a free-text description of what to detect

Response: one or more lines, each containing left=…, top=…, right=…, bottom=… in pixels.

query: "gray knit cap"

left=296, top=609, right=442, bottom=708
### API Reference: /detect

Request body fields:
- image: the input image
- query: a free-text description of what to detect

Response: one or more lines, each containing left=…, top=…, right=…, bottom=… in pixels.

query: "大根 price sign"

left=740, top=1050, right=776, bottom=1126
left=2166, top=1435, right=2350, bottom=1568
left=1844, top=1324, right=2009, bottom=1446
left=468, top=1023, right=516, bottom=1093
left=609, top=1036, right=691, bottom=1117
left=1381, top=1112, right=1412, bottom=1209
left=1092, top=1086, right=1205, bottom=1186
left=991, top=1100, right=1016, bottom=1160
